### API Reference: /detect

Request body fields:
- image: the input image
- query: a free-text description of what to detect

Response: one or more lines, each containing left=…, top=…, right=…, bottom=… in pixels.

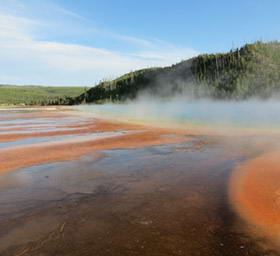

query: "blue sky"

left=1, top=0, right=279, bottom=86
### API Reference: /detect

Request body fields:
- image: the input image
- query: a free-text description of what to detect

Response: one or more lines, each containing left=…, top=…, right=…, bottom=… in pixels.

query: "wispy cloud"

left=110, top=33, right=154, bottom=47
left=0, top=0, right=199, bottom=86
left=54, top=7, right=88, bottom=22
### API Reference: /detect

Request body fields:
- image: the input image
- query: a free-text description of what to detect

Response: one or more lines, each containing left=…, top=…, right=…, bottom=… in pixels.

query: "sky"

left=1, top=0, right=280, bottom=86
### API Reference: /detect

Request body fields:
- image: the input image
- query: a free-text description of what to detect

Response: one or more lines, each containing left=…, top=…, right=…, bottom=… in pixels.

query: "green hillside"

left=71, top=41, right=280, bottom=104
left=0, top=85, right=86, bottom=105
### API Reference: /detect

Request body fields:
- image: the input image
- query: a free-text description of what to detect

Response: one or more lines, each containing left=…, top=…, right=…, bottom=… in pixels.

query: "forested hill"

left=71, top=41, right=280, bottom=104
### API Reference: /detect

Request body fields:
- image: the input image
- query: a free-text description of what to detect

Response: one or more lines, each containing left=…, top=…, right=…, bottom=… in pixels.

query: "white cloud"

left=0, top=1, right=199, bottom=86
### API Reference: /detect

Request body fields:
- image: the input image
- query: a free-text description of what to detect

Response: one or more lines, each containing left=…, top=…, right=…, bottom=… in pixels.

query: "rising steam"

left=76, top=95, right=280, bottom=132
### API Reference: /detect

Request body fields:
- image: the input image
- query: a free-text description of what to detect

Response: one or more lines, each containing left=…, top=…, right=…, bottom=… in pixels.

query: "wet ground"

left=0, top=108, right=280, bottom=256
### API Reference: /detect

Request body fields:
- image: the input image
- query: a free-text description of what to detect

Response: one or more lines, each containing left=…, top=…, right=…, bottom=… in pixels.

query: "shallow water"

left=0, top=108, right=280, bottom=255
left=0, top=131, right=131, bottom=151
left=1, top=137, right=278, bottom=256
left=0, top=142, right=245, bottom=255
left=0, top=127, right=80, bottom=134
